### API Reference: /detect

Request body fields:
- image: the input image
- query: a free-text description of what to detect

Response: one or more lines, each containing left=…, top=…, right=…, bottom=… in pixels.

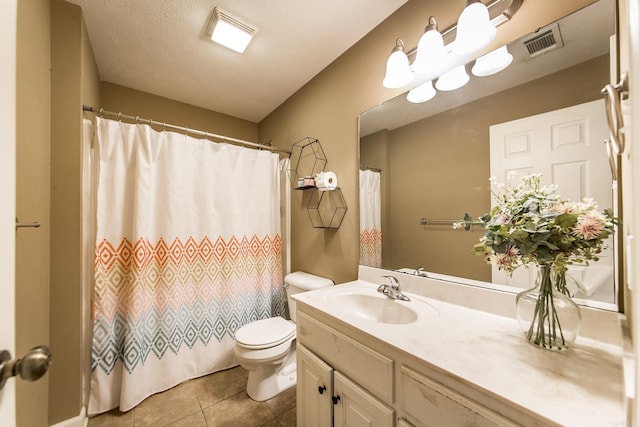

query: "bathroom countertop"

left=293, top=280, right=626, bottom=426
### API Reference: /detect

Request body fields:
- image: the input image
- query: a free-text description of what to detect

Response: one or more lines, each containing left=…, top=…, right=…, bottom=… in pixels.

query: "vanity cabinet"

left=297, top=311, right=395, bottom=426
left=296, top=303, right=522, bottom=427
left=298, top=344, right=394, bottom=426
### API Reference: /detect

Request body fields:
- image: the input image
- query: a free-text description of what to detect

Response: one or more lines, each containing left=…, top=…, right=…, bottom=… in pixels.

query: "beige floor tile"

left=87, top=408, right=133, bottom=427
left=265, top=386, right=296, bottom=417
left=165, top=411, right=208, bottom=427
left=202, top=391, right=275, bottom=426
left=190, top=366, right=249, bottom=409
left=133, top=381, right=202, bottom=427
left=277, top=407, right=296, bottom=427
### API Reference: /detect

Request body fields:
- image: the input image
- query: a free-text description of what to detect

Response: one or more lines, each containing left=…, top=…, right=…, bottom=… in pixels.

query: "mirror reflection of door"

left=489, top=100, right=615, bottom=303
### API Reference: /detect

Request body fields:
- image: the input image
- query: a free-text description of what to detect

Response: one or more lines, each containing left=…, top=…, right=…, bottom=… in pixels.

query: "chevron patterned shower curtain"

left=88, top=117, right=285, bottom=414
left=359, top=169, right=382, bottom=267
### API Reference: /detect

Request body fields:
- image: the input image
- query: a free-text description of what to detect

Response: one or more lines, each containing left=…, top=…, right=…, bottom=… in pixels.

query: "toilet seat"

left=235, top=317, right=296, bottom=349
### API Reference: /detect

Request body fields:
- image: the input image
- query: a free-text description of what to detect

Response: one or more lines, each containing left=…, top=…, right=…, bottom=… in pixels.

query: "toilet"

left=234, top=271, right=333, bottom=401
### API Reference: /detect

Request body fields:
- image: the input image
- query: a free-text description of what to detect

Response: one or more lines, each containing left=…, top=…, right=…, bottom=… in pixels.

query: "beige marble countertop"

left=293, top=278, right=626, bottom=426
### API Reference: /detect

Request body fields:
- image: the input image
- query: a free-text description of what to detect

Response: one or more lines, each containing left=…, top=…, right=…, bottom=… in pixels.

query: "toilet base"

left=245, top=346, right=297, bottom=401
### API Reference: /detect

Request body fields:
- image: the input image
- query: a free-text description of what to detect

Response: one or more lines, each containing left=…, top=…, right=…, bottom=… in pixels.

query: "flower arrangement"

left=457, top=173, right=616, bottom=350
left=466, top=173, right=615, bottom=282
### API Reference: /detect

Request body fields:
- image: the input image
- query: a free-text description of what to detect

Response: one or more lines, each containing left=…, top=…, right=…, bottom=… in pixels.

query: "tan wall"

left=100, top=82, right=259, bottom=141
left=382, top=55, right=609, bottom=280
left=50, top=0, right=84, bottom=422
left=258, top=0, right=597, bottom=284
left=15, top=0, right=51, bottom=426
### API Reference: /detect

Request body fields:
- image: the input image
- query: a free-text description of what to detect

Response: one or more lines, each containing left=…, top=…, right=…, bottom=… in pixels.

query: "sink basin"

left=334, top=293, right=419, bottom=324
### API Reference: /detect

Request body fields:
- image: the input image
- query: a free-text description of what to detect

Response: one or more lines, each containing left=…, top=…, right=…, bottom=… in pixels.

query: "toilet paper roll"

left=315, top=171, right=338, bottom=191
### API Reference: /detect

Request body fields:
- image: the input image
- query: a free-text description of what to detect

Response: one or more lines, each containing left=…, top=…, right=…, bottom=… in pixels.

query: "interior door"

left=489, top=100, right=614, bottom=302
left=0, top=0, right=18, bottom=424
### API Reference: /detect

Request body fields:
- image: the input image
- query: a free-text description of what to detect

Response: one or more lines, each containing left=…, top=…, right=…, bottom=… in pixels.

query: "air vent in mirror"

left=523, top=23, right=564, bottom=58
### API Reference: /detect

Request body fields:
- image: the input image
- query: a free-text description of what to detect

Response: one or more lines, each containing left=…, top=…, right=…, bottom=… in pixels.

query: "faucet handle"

left=381, top=275, right=400, bottom=289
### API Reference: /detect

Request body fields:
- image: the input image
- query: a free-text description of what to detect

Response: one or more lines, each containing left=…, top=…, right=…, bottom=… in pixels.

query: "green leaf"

left=555, top=213, right=578, bottom=229
left=520, top=238, right=538, bottom=254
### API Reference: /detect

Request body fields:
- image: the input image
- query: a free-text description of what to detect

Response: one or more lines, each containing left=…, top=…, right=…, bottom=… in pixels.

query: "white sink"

left=329, top=288, right=441, bottom=325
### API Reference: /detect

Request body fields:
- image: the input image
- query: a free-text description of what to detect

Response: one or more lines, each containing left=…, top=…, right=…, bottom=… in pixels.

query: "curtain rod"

left=360, top=165, right=381, bottom=172
left=82, top=105, right=291, bottom=155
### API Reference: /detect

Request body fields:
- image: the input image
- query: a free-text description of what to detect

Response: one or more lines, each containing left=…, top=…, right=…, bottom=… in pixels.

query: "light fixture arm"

left=425, top=16, right=438, bottom=33
left=391, top=38, right=406, bottom=54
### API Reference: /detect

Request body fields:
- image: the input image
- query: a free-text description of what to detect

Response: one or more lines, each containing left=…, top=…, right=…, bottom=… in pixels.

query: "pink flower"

left=491, top=253, right=512, bottom=269
left=574, top=212, right=606, bottom=239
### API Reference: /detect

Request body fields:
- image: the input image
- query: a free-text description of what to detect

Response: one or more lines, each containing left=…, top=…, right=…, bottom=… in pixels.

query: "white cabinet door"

left=297, top=344, right=333, bottom=427
left=334, top=371, right=394, bottom=427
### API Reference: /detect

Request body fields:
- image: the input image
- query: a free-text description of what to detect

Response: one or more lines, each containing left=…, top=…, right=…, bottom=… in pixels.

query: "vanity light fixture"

left=382, top=39, right=413, bottom=89
left=435, top=65, right=470, bottom=91
left=453, top=0, right=497, bottom=55
left=207, top=7, right=256, bottom=53
left=471, top=45, right=513, bottom=76
left=381, top=0, right=523, bottom=103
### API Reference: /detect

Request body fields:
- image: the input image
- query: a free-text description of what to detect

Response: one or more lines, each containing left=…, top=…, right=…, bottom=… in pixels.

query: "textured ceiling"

left=67, top=0, right=409, bottom=122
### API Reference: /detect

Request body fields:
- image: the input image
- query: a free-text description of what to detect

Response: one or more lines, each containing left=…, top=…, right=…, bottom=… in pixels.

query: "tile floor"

left=87, top=366, right=296, bottom=427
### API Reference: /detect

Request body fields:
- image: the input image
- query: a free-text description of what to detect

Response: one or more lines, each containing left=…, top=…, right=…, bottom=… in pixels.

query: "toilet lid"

left=235, top=317, right=296, bottom=349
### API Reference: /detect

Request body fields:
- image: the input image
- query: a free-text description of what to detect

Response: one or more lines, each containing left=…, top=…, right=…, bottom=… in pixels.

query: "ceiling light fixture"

left=381, top=0, right=523, bottom=103
left=206, top=7, right=256, bottom=53
left=471, top=45, right=513, bottom=76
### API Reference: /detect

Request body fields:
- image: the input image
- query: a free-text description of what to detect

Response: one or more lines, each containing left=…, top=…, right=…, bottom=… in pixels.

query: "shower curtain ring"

left=135, top=116, right=139, bottom=124
left=99, top=108, right=104, bottom=117
left=117, top=112, right=122, bottom=122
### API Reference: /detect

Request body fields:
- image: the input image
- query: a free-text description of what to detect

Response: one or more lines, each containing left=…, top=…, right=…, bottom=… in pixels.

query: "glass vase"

left=515, top=265, right=581, bottom=351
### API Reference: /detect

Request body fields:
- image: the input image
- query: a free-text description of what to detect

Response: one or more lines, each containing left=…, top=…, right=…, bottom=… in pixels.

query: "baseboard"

left=50, top=406, right=87, bottom=427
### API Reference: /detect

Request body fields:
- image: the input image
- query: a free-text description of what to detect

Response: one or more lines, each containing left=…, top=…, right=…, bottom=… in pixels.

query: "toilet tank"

left=284, top=271, right=333, bottom=322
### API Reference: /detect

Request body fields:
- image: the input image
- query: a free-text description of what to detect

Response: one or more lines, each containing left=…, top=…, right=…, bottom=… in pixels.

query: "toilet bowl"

left=234, top=271, right=333, bottom=401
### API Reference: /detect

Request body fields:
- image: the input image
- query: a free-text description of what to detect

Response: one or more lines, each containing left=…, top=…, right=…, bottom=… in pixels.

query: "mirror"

left=359, top=0, right=618, bottom=309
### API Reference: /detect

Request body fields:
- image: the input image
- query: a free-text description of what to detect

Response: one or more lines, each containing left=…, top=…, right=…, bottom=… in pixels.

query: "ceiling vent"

left=523, top=23, right=564, bottom=58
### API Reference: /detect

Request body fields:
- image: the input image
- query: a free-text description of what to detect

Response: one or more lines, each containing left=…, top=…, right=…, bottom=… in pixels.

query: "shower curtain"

left=359, top=169, right=382, bottom=267
left=88, top=117, right=285, bottom=414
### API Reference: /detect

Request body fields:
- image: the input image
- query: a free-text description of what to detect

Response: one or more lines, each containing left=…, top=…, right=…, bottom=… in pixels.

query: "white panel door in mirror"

left=489, top=100, right=614, bottom=303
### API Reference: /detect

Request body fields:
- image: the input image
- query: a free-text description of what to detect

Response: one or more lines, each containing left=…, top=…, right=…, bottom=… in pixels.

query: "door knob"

left=0, top=346, right=52, bottom=391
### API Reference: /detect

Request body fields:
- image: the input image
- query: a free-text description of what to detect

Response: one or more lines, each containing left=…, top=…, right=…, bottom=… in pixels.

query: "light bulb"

left=435, top=65, right=470, bottom=91
left=472, top=45, right=513, bottom=76
left=413, top=17, right=445, bottom=75
left=382, top=39, right=413, bottom=88
left=407, top=80, right=436, bottom=103
left=453, top=1, right=497, bottom=55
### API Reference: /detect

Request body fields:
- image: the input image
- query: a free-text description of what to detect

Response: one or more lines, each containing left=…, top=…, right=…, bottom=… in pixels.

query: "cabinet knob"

left=318, top=385, right=327, bottom=395
left=332, top=395, right=341, bottom=405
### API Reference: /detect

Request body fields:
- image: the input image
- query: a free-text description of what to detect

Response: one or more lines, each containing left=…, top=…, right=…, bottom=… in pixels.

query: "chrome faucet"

left=377, top=275, right=410, bottom=301
left=414, top=267, right=429, bottom=278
